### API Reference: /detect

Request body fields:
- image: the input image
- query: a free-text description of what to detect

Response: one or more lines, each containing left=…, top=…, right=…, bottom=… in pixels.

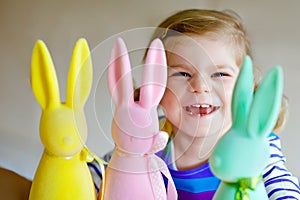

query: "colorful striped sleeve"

left=87, top=150, right=113, bottom=193
left=263, top=133, right=300, bottom=199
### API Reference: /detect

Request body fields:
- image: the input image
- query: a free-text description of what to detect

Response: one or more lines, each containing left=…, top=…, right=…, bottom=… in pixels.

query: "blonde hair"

left=149, top=9, right=287, bottom=133
left=151, top=9, right=251, bottom=66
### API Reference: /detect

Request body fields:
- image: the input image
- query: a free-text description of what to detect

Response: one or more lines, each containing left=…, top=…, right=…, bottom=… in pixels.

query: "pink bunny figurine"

left=102, top=38, right=177, bottom=200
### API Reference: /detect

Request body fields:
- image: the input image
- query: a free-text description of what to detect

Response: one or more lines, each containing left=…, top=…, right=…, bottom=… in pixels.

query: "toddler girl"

left=90, top=9, right=300, bottom=200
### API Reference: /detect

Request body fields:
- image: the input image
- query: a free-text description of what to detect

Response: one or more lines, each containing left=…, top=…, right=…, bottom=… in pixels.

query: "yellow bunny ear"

left=66, top=38, right=92, bottom=109
left=31, top=40, right=61, bottom=109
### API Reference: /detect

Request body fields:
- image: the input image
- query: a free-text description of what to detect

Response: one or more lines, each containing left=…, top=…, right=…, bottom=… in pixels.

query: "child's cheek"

left=160, top=88, right=182, bottom=128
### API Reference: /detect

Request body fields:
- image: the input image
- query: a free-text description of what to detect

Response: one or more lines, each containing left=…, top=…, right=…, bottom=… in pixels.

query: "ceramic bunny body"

left=29, top=39, right=96, bottom=200
left=103, top=38, right=177, bottom=200
left=210, top=56, right=283, bottom=200
left=211, top=131, right=270, bottom=200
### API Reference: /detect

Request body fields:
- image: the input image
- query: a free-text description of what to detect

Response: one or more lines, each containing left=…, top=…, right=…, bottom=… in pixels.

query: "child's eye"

left=172, top=72, right=191, bottom=78
left=211, top=72, right=230, bottom=78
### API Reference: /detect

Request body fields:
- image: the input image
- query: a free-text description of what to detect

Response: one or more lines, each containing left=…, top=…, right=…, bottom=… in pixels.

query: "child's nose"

left=188, top=75, right=211, bottom=93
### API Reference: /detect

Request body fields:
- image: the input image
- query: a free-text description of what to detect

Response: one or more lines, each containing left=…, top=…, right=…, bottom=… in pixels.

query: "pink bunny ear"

left=108, top=38, right=134, bottom=105
left=139, top=39, right=167, bottom=108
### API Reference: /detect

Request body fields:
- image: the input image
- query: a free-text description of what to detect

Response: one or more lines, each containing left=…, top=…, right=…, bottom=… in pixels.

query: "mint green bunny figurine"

left=209, top=56, right=283, bottom=200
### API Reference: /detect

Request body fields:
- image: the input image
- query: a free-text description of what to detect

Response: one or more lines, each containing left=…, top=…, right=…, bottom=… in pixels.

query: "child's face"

left=161, top=35, right=240, bottom=138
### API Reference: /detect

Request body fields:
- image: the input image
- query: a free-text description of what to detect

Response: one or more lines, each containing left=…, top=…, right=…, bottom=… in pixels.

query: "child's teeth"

left=184, top=104, right=215, bottom=116
left=200, top=104, right=209, bottom=108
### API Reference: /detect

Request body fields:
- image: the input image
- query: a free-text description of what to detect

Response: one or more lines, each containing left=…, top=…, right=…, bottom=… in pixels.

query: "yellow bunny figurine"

left=29, top=39, right=96, bottom=200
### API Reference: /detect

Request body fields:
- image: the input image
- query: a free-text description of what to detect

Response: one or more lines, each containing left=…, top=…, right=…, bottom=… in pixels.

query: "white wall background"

left=0, top=0, right=299, bottom=180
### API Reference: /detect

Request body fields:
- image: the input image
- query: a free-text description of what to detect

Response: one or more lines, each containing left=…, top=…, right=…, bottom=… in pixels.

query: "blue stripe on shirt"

left=269, top=143, right=282, bottom=151
left=268, top=188, right=300, bottom=198
left=265, top=178, right=300, bottom=191
left=263, top=166, right=288, bottom=178
left=173, top=176, right=220, bottom=193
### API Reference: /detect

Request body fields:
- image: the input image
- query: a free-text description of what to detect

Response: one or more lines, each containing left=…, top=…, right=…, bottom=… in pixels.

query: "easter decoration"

left=209, top=56, right=283, bottom=200
left=29, top=38, right=101, bottom=200
left=102, top=38, right=177, bottom=200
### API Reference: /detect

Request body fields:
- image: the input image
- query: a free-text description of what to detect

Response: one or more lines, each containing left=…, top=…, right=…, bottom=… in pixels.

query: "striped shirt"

left=263, top=133, right=300, bottom=199
left=89, top=133, right=300, bottom=199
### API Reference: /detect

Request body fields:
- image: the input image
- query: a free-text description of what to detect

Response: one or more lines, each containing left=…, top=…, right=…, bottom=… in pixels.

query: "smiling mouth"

left=184, top=104, right=220, bottom=116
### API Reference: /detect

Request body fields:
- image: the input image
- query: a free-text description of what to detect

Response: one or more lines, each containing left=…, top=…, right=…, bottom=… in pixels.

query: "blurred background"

left=0, top=0, right=299, bottom=180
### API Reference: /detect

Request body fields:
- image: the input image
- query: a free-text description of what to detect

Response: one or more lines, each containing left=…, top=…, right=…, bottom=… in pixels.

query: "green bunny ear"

left=248, top=66, right=283, bottom=138
left=231, top=55, right=254, bottom=131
